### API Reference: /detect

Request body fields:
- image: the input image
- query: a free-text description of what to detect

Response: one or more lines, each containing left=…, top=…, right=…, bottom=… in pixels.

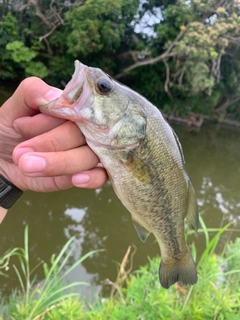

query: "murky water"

left=0, top=86, right=240, bottom=299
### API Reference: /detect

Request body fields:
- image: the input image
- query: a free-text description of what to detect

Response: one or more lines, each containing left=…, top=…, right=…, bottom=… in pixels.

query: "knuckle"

left=19, top=77, right=42, bottom=95
left=50, top=136, right=62, bottom=152
left=44, top=134, right=64, bottom=152
left=49, top=154, right=69, bottom=176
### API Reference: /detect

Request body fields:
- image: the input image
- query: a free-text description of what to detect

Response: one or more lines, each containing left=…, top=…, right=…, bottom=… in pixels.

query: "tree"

left=0, top=0, right=239, bottom=121
left=117, top=0, right=240, bottom=119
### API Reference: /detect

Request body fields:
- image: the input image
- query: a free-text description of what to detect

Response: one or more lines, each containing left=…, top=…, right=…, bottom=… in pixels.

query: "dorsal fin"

left=171, top=128, right=185, bottom=165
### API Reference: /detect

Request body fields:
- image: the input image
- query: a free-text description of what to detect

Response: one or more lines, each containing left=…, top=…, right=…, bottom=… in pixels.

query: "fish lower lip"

left=39, top=98, right=58, bottom=113
left=40, top=101, right=79, bottom=120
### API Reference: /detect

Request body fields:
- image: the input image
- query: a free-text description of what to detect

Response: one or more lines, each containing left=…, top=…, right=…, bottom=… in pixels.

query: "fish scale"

left=40, top=60, right=199, bottom=289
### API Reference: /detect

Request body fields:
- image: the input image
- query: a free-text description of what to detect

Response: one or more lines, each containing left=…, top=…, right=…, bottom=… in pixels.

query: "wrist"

left=0, top=173, right=23, bottom=209
left=0, top=206, right=8, bottom=223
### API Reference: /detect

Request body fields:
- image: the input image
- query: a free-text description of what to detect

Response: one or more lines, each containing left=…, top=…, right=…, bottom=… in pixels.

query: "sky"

left=133, top=0, right=163, bottom=37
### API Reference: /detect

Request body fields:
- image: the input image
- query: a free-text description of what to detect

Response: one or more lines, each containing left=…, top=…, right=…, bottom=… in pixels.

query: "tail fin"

left=159, top=251, right=197, bottom=289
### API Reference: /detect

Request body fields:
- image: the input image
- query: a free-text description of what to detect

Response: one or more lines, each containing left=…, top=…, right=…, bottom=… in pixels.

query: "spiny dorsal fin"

left=132, top=219, right=150, bottom=243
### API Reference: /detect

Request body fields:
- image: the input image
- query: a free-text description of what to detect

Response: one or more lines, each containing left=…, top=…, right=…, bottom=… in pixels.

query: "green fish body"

left=40, top=61, right=199, bottom=289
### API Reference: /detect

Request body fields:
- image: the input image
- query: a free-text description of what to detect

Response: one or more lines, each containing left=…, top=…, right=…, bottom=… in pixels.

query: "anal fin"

left=132, top=219, right=150, bottom=243
left=186, top=181, right=199, bottom=232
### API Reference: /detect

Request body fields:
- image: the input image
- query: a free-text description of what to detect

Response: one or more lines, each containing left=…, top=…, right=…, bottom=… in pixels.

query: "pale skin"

left=0, top=77, right=108, bottom=222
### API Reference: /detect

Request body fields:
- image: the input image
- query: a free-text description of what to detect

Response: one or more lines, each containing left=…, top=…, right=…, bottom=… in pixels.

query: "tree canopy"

left=0, top=0, right=240, bottom=121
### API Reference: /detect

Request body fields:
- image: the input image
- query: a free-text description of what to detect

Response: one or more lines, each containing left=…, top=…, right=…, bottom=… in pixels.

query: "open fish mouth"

left=40, top=61, right=90, bottom=122
left=65, top=61, right=86, bottom=104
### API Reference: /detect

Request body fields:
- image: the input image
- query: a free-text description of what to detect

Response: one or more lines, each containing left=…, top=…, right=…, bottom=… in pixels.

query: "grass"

left=0, top=226, right=101, bottom=320
left=0, top=218, right=240, bottom=319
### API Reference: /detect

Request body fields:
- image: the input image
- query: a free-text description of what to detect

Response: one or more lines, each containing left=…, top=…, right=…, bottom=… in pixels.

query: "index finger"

left=1, top=77, right=62, bottom=124
left=13, top=121, right=86, bottom=164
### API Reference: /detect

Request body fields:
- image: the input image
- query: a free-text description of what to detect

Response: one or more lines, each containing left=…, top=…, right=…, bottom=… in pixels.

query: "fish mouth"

left=40, top=60, right=89, bottom=122
left=65, top=60, right=86, bottom=104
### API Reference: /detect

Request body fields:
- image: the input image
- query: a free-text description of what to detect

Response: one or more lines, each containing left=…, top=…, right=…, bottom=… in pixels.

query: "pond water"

left=0, top=86, right=240, bottom=300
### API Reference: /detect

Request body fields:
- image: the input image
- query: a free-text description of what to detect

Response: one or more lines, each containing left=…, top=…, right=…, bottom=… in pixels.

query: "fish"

left=40, top=60, right=199, bottom=289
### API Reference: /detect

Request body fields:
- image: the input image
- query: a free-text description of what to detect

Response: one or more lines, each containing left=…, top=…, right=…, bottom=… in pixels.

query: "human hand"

left=0, top=77, right=108, bottom=193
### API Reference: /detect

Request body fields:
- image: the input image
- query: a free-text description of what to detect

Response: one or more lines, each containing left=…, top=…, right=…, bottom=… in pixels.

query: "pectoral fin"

left=122, top=152, right=154, bottom=184
left=132, top=219, right=150, bottom=243
left=186, top=181, right=199, bottom=232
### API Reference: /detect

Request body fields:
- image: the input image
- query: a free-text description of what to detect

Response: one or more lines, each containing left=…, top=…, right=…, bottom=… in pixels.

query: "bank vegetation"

left=0, top=220, right=240, bottom=319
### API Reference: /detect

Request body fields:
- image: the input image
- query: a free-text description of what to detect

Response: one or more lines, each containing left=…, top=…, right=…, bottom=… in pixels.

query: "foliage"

left=25, top=62, right=48, bottom=79
left=0, top=12, right=19, bottom=79
left=65, top=0, right=137, bottom=57
left=1, top=219, right=240, bottom=319
left=129, top=0, right=240, bottom=118
left=6, top=41, right=37, bottom=63
left=0, top=0, right=240, bottom=120
left=5, top=40, right=48, bottom=78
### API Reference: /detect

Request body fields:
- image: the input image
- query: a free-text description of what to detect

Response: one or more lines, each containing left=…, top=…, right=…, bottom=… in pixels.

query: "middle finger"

left=13, top=121, right=85, bottom=163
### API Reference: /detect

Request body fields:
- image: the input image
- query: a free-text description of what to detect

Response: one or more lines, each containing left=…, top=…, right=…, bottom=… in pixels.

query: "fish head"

left=40, top=61, right=129, bottom=128
left=40, top=61, right=146, bottom=148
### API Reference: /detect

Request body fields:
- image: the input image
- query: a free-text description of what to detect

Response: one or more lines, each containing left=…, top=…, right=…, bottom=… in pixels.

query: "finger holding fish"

left=16, top=146, right=99, bottom=177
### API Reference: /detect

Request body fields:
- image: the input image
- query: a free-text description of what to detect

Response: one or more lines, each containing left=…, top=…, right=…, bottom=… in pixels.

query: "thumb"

left=0, top=77, right=62, bottom=124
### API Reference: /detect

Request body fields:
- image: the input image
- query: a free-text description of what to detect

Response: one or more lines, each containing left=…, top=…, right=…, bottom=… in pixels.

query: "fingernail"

left=72, top=173, right=90, bottom=186
left=21, top=155, right=46, bottom=173
left=38, top=88, right=63, bottom=106
left=13, top=148, right=34, bottom=163
left=44, top=88, right=62, bottom=102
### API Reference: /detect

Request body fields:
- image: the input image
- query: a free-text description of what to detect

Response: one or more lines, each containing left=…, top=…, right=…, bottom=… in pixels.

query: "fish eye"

left=97, top=77, right=113, bottom=94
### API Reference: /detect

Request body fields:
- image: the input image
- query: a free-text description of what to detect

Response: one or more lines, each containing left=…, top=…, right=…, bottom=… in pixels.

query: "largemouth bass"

left=40, top=61, right=199, bottom=289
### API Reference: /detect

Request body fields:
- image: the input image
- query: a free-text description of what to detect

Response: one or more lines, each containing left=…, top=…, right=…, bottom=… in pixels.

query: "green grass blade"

left=198, top=222, right=231, bottom=267
left=58, top=249, right=103, bottom=282
left=199, top=215, right=209, bottom=247
left=12, top=264, right=25, bottom=293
